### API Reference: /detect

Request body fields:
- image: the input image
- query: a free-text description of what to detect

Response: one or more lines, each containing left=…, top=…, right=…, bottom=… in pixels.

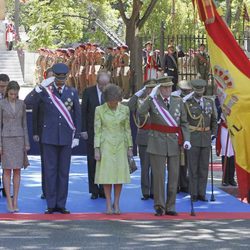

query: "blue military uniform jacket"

left=25, top=84, right=81, bottom=146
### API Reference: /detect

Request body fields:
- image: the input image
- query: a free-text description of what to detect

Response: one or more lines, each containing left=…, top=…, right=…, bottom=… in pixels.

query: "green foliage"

left=5, top=0, right=249, bottom=51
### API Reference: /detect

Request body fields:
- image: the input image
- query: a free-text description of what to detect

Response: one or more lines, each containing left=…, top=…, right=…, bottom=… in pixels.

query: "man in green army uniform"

left=195, top=44, right=210, bottom=82
left=35, top=49, right=45, bottom=83
left=185, top=79, right=217, bottom=202
left=119, top=45, right=130, bottom=98
left=172, top=80, right=193, bottom=194
left=125, top=79, right=157, bottom=200
left=104, top=46, right=114, bottom=73
left=138, top=76, right=191, bottom=216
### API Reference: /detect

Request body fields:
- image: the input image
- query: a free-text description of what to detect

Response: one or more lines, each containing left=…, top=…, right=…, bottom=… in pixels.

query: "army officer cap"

left=52, top=63, right=69, bottom=80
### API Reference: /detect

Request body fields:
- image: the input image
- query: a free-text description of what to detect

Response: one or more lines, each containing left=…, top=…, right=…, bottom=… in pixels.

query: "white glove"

left=81, top=131, right=88, bottom=140
left=135, top=86, right=146, bottom=97
left=182, top=91, right=194, bottom=103
left=127, top=147, right=133, bottom=157
left=94, top=148, right=101, bottom=161
left=211, top=135, right=216, bottom=143
left=149, top=84, right=160, bottom=98
left=33, top=135, right=40, bottom=142
left=183, top=141, right=191, bottom=150
left=41, top=76, right=55, bottom=88
left=71, top=138, right=79, bottom=148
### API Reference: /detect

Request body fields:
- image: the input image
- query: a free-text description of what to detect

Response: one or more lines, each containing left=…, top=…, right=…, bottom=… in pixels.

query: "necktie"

left=58, top=86, right=62, bottom=96
left=164, top=98, right=170, bottom=109
left=100, top=93, right=105, bottom=104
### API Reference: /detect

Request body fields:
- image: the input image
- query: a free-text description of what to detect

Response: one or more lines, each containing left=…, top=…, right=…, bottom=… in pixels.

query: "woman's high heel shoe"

left=7, top=204, right=14, bottom=213
left=105, top=208, right=113, bottom=215
left=112, top=204, right=121, bottom=215
left=13, top=207, right=19, bottom=212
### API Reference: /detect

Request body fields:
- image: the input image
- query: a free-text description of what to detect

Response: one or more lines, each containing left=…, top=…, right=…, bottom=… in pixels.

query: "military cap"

left=79, top=44, right=86, bottom=49
left=144, top=79, right=157, bottom=88
left=157, top=76, right=174, bottom=87
left=167, top=44, right=174, bottom=49
left=190, top=79, right=207, bottom=90
left=178, top=80, right=192, bottom=90
left=67, top=48, right=75, bottom=53
left=121, top=44, right=128, bottom=50
left=144, top=40, right=153, bottom=46
left=52, top=63, right=69, bottom=80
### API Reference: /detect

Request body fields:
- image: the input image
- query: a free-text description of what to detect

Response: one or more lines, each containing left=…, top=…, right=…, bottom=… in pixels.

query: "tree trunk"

left=125, top=21, right=142, bottom=92
left=225, top=0, right=231, bottom=28
left=14, top=0, right=20, bottom=39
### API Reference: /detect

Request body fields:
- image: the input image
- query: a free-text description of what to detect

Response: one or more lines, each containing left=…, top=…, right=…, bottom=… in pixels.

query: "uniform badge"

left=64, top=98, right=73, bottom=111
left=174, top=108, right=180, bottom=121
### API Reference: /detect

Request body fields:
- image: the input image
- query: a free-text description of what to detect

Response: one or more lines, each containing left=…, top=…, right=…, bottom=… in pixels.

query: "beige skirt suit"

left=0, top=99, right=30, bottom=169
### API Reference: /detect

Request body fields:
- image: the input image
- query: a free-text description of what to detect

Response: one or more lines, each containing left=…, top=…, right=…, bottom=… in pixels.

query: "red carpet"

left=0, top=212, right=249, bottom=221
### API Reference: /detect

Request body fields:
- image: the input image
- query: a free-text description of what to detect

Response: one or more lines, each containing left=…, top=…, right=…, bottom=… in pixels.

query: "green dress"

left=94, top=103, right=132, bottom=184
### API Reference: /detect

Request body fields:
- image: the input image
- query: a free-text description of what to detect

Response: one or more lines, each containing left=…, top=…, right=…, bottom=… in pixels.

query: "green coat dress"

left=94, top=103, right=132, bottom=184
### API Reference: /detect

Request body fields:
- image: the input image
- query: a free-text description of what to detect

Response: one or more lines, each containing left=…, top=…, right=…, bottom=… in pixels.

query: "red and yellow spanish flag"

left=194, top=0, right=250, bottom=201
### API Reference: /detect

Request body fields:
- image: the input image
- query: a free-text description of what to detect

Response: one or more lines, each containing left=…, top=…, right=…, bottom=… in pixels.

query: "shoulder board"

left=171, top=95, right=181, bottom=99
left=203, top=96, right=215, bottom=101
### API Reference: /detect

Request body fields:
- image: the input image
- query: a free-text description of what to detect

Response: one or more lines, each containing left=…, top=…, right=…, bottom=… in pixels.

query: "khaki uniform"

left=138, top=95, right=190, bottom=212
left=195, top=52, right=210, bottom=82
left=126, top=95, right=154, bottom=197
left=185, top=96, right=217, bottom=197
left=119, top=52, right=130, bottom=97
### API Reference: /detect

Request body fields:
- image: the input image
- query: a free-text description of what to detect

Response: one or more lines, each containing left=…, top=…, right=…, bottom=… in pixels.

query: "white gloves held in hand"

left=149, top=84, right=160, bottom=98
left=71, top=138, right=79, bottom=148
left=81, top=131, right=88, bottom=140
left=211, top=135, right=216, bottom=143
left=135, top=86, right=146, bottom=97
left=95, top=148, right=101, bottom=161
left=183, top=141, right=191, bottom=150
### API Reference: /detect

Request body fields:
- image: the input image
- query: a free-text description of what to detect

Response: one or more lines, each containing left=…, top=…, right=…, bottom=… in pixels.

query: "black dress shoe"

left=149, top=194, right=154, bottom=199
left=229, top=180, right=237, bottom=186
left=197, top=195, right=208, bottom=202
left=40, top=193, right=46, bottom=199
left=154, top=208, right=164, bottom=216
left=56, top=208, right=70, bottom=214
left=222, top=182, right=229, bottom=186
left=45, top=208, right=54, bottom=214
left=180, top=187, right=189, bottom=193
left=99, top=193, right=106, bottom=199
left=90, top=194, right=98, bottom=199
left=141, top=195, right=150, bottom=200
left=165, top=211, right=178, bottom=216
left=191, top=195, right=198, bottom=202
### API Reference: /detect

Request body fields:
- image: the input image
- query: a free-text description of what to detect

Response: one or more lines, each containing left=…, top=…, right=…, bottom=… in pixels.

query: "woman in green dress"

left=94, top=84, right=133, bottom=214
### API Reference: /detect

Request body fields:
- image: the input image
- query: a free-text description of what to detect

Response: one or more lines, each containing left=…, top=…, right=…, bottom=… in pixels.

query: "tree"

left=114, top=0, right=158, bottom=90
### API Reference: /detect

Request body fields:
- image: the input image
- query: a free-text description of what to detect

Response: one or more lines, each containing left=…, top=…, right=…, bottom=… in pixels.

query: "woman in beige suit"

left=0, top=81, right=30, bottom=212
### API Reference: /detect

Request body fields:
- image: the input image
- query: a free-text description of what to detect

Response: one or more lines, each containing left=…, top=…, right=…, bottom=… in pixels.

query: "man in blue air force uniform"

left=25, top=63, right=81, bottom=214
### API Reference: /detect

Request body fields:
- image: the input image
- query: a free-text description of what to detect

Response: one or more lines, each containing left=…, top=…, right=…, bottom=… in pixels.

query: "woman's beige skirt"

left=1, top=137, right=25, bottom=169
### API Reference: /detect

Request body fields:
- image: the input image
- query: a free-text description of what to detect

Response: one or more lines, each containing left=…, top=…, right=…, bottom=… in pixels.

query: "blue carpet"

left=0, top=156, right=249, bottom=214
